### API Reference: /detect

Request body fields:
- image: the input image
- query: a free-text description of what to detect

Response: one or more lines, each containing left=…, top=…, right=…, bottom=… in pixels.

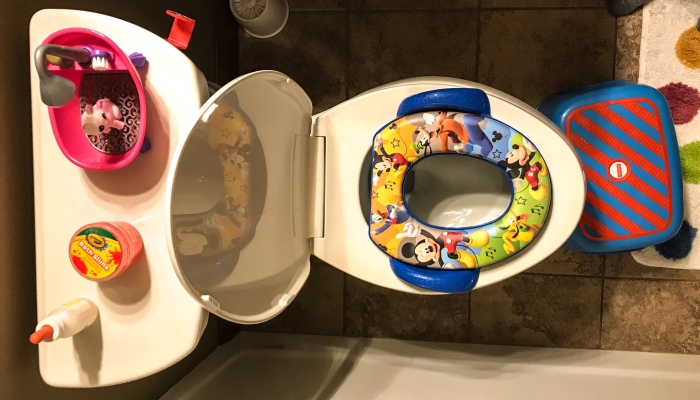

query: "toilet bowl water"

left=404, top=155, right=512, bottom=228
left=359, top=152, right=513, bottom=228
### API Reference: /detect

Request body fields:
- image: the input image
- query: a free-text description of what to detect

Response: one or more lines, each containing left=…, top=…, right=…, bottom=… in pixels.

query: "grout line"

left=599, top=256, right=606, bottom=349
left=334, top=6, right=607, bottom=13
left=521, top=271, right=700, bottom=283
left=286, top=6, right=607, bottom=15
left=288, top=9, right=349, bottom=12
left=215, top=0, right=221, bottom=83
left=521, top=272, right=602, bottom=279
left=599, top=275, right=700, bottom=283
left=345, top=5, right=351, bottom=104
left=286, top=5, right=608, bottom=15
left=477, top=6, right=606, bottom=11
left=467, top=291, right=472, bottom=343
left=612, top=15, right=619, bottom=79
left=347, top=8, right=478, bottom=12
left=235, top=9, right=245, bottom=77
left=341, top=271, right=347, bottom=336
left=475, top=7, right=481, bottom=82
left=342, top=0, right=350, bottom=325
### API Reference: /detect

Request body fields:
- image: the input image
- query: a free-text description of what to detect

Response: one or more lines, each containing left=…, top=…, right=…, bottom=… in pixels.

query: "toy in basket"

left=34, top=28, right=148, bottom=170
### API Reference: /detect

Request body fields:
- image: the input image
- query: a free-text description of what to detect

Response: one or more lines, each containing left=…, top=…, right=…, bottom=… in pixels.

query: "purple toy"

left=80, top=46, right=112, bottom=70
left=129, top=52, right=148, bottom=69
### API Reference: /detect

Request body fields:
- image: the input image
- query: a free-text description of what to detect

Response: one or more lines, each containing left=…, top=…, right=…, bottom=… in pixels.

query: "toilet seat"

left=370, top=114, right=551, bottom=268
left=368, top=89, right=552, bottom=291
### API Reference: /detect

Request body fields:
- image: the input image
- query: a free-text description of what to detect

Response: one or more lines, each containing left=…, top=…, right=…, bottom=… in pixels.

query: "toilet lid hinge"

left=291, top=133, right=325, bottom=239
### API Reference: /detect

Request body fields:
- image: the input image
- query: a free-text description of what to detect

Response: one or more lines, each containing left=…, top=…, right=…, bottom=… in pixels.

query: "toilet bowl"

left=166, top=71, right=587, bottom=323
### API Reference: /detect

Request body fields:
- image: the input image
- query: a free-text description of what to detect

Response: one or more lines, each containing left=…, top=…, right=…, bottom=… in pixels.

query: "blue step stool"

left=537, top=80, right=683, bottom=254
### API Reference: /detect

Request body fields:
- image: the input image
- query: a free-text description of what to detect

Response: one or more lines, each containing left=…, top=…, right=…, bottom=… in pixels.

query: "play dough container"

left=69, top=222, right=143, bottom=281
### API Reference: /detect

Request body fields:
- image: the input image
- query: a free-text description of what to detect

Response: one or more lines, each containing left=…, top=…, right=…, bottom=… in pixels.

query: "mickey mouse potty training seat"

left=167, top=72, right=586, bottom=325
left=369, top=89, right=552, bottom=292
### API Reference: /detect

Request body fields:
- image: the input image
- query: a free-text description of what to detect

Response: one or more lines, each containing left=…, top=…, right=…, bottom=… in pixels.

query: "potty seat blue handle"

left=394, top=88, right=489, bottom=293
left=390, top=258, right=480, bottom=293
left=396, top=88, right=491, bottom=119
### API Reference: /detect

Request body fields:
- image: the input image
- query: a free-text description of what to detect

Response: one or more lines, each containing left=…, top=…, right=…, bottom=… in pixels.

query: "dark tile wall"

left=478, top=8, right=615, bottom=107
left=238, top=3, right=700, bottom=355
left=344, top=275, right=470, bottom=342
left=471, top=274, right=603, bottom=348
left=348, top=11, right=479, bottom=97
left=239, top=12, right=347, bottom=113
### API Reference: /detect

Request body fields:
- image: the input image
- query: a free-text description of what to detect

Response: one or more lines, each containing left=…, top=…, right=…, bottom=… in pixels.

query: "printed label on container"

left=63, top=299, right=82, bottom=307
left=70, top=228, right=122, bottom=279
left=62, top=298, right=92, bottom=313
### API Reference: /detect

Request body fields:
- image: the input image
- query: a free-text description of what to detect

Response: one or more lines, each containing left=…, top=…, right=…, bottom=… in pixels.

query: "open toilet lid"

left=165, top=71, right=314, bottom=324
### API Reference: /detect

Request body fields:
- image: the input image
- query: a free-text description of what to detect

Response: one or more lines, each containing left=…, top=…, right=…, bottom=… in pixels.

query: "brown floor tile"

left=243, top=257, right=344, bottom=335
left=526, top=248, right=604, bottom=276
left=615, top=7, right=642, bottom=81
left=348, top=11, right=479, bottom=97
left=350, top=0, right=477, bottom=9
left=344, top=276, right=470, bottom=342
left=289, top=0, right=347, bottom=10
left=602, top=279, right=700, bottom=354
left=478, top=9, right=615, bottom=107
left=605, top=253, right=700, bottom=281
left=470, top=275, right=602, bottom=348
left=481, top=0, right=605, bottom=7
left=239, top=12, right=347, bottom=113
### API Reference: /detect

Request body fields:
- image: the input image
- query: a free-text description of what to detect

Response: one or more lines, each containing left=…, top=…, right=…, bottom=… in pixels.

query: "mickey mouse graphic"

left=374, top=148, right=409, bottom=176
left=397, top=223, right=490, bottom=269
left=373, top=134, right=410, bottom=183
left=497, top=138, right=549, bottom=200
left=215, top=137, right=251, bottom=169
left=213, top=197, right=250, bottom=230
left=498, top=138, right=546, bottom=186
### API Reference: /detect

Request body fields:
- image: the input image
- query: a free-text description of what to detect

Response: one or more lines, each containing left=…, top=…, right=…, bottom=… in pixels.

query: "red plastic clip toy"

left=166, top=10, right=195, bottom=50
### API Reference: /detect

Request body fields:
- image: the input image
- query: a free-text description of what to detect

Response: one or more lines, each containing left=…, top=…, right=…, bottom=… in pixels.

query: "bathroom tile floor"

left=238, top=3, right=700, bottom=354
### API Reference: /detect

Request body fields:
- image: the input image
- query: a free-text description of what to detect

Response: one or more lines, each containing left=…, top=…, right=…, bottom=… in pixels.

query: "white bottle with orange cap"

left=30, top=298, right=99, bottom=344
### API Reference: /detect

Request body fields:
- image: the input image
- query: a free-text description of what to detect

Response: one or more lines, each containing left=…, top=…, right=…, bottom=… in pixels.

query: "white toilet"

left=166, top=71, right=587, bottom=324
left=30, top=10, right=585, bottom=387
